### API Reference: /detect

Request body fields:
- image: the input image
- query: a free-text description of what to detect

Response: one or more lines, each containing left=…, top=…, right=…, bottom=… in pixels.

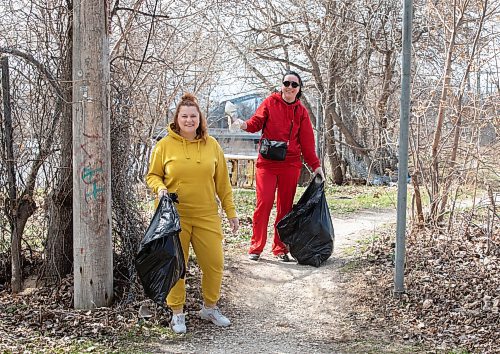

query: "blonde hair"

left=171, top=93, right=208, bottom=140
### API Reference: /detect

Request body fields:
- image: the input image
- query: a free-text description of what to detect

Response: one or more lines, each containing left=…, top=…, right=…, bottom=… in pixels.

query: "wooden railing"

left=225, top=154, right=257, bottom=188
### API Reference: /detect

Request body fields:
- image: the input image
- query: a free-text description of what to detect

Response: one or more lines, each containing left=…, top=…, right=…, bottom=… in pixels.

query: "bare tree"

left=410, top=0, right=498, bottom=224
left=0, top=45, right=65, bottom=292
left=39, top=0, right=74, bottom=284
left=437, top=0, right=489, bottom=222
left=429, top=0, right=469, bottom=220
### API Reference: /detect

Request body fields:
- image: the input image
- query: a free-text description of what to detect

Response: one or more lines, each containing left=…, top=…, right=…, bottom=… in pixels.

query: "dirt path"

left=151, top=209, right=419, bottom=354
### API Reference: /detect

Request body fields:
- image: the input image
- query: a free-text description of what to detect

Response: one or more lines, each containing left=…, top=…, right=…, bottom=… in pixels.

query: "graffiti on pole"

left=79, top=131, right=108, bottom=228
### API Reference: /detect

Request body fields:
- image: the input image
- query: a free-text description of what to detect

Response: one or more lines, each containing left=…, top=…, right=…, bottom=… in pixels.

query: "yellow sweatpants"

left=167, top=214, right=224, bottom=311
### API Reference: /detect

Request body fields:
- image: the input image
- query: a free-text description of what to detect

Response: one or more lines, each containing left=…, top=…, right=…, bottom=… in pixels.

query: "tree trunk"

left=2, top=56, right=21, bottom=293
left=429, top=5, right=465, bottom=221
left=325, top=112, right=344, bottom=185
left=437, top=1, right=487, bottom=222
left=411, top=172, right=424, bottom=226
left=40, top=9, right=74, bottom=284
left=110, top=85, right=144, bottom=303
left=429, top=41, right=455, bottom=220
left=73, top=0, right=113, bottom=309
left=376, top=49, right=394, bottom=132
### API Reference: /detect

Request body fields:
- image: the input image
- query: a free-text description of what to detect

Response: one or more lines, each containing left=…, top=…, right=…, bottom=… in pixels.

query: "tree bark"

left=73, top=0, right=113, bottom=308
left=110, top=85, right=144, bottom=303
left=376, top=49, right=394, bottom=132
left=324, top=110, right=344, bottom=185
left=411, top=172, right=425, bottom=226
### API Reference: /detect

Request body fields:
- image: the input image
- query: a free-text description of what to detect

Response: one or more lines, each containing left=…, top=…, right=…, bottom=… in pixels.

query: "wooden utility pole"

left=72, top=0, right=113, bottom=308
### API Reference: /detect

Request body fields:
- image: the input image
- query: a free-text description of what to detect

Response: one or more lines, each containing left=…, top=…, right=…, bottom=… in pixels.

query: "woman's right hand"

left=231, top=119, right=247, bottom=130
left=158, top=188, right=169, bottom=198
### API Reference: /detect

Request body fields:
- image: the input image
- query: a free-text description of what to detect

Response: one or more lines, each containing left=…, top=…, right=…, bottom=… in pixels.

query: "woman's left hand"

left=228, top=217, right=239, bottom=234
left=313, top=167, right=325, bottom=181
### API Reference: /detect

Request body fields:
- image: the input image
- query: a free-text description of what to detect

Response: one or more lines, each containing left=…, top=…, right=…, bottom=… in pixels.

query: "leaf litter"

left=352, top=210, right=499, bottom=353
left=0, top=207, right=498, bottom=353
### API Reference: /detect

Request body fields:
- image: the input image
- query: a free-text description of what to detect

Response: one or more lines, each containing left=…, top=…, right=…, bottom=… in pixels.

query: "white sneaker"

left=170, top=313, right=186, bottom=334
left=199, top=305, right=231, bottom=327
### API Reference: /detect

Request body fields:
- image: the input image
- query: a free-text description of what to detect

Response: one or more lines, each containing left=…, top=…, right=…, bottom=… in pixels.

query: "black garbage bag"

left=277, top=176, right=334, bottom=267
left=135, top=194, right=186, bottom=306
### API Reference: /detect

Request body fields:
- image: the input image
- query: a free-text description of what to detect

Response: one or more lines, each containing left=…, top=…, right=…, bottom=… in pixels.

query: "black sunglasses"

left=283, top=81, right=300, bottom=88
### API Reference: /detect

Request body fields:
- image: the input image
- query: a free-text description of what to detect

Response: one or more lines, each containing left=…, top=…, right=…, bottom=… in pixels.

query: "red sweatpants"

left=249, top=164, right=301, bottom=256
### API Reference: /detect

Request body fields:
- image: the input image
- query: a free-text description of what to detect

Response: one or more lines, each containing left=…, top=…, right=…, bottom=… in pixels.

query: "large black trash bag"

left=277, top=176, right=335, bottom=267
left=135, top=194, right=186, bottom=306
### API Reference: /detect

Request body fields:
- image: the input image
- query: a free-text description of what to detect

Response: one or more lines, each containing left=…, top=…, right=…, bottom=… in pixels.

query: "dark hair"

left=171, top=93, right=208, bottom=140
left=282, top=70, right=303, bottom=100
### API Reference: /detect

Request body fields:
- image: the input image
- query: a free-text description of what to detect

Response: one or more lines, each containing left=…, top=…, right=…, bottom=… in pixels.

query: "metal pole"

left=394, top=0, right=413, bottom=295
left=316, top=96, right=321, bottom=158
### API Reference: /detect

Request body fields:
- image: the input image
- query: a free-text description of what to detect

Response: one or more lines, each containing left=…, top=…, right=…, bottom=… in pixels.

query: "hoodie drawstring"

left=182, top=139, right=190, bottom=159
left=196, top=140, right=201, bottom=163
left=182, top=138, right=201, bottom=163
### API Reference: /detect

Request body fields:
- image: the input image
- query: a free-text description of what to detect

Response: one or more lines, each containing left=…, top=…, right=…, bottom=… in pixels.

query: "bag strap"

left=261, top=106, right=295, bottom=145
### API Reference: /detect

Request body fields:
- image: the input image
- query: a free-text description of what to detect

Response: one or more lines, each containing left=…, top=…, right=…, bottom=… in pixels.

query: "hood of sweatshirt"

left=167, top=123, right=202, bottom=163
left=269, top=91, right=301, bottom=107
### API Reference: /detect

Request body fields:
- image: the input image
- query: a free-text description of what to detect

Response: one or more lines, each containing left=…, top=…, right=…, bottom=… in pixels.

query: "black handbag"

left=259, top=138, right=288, bottom=161
left=259, top=113, right=294, bottom=161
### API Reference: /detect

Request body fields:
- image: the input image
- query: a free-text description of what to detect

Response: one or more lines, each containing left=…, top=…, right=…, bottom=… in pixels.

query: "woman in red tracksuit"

left=233, top=71, right=324, bottom=262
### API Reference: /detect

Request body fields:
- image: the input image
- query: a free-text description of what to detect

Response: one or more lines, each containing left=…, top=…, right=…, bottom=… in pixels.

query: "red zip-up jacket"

left=245, top=92, right=320, bottom=170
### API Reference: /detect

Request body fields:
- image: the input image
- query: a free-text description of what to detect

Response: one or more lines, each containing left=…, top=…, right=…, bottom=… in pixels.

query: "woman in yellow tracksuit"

left=146, top=93, right=239, bottom=334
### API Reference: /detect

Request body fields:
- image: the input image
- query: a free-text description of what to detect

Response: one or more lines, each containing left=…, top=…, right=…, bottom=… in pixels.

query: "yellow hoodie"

left=146, top=125, right=237, bottom=219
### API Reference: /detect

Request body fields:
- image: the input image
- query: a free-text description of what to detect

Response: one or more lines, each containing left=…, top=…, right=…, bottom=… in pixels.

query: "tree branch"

left=0, top=47, right=63, bottom=98
left=114, top=6, right=169, bottom=19
left=252, top=52, right=312, bottom=73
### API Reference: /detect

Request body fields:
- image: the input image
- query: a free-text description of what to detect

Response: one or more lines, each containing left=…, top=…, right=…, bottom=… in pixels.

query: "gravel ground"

left=149, top=209, right=426, bottom=353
